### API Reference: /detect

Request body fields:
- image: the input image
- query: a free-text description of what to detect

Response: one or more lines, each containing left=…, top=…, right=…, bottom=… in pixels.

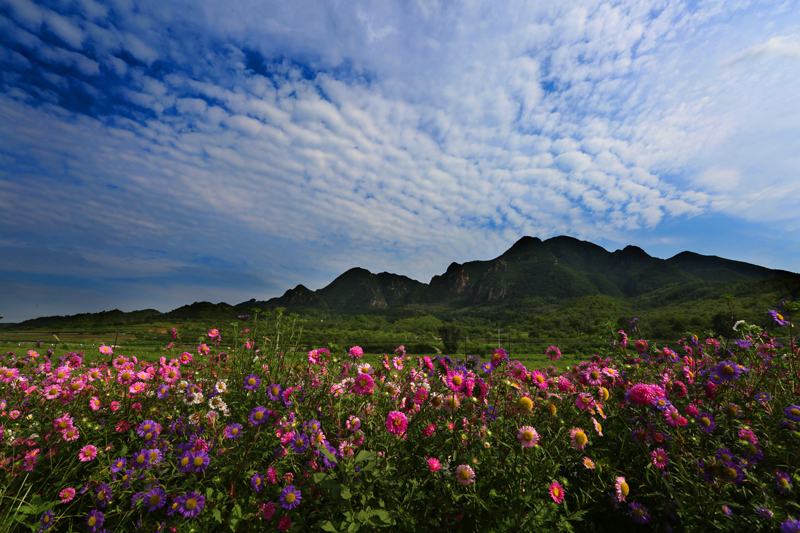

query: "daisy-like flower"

left=549, top=481, right=565, bottom=503
left=99, top=345, right=114, bottom=356
left=651, top=448, right=668, bottom=469
left=224, top=423, right=243, bottom=439
left=756, top=507, right=774, bottom=519
left=575, top=393, right=594, bottom=411
left=770, top=309, right=790, bottom=326
left=79, top=445, right=98, bottom=462
left=517, top=395, right=534, bottom=414
left=244, top=374, right=261, bottom=391
left=697, top=413, right=716, bottom=434
left=776, top=470, right=793, bottom=494
left=290, top=434, right=309, bottom=454
left=280, top=485, right=302, bottom=510
left=427, top=457, right=441, bottom=472
left=615, top=476, right=629, bottom=502
left=518, top=426, right=540, bottom=448
left=629, top=502, right=650, bottom=524
left=455, top=465, right=475, bottom=486
left=144, top=487, right=166, bottom=511
left=714, top=361, right=741, bottom=382
left=385, top=411, right=408, bottom=435
left=250, top=406, right=269, bottom=425
left=93, top=483, right=112, bottom=508
left=445, top=370, right=466, bottom=392
left=251, top=472, right=264, bottom=492
left=582, top=457, right=596, bottom=469
left=443, top=394, right=460, bottom=412
left=59, top=487, right=76, bottom=503
left=352, top=373, right=374, bottom=395
left=86, top=510, right=104, bottom=532
left=722, top=504, right=733, bottom=515
left=570, top=428, right=588, bottom=450
left=177, top=492, right=205, bottom=518
left=267, top=384, right=282, bottom=401
left=43, top=384, right=62, bottom=400
left=156, top=385, right=170, bottom=399
left=785, top=405, right=800, bottom=421
left=40, top=510, right=55, bottom=530
left=191, top=450, right=210, bottom=472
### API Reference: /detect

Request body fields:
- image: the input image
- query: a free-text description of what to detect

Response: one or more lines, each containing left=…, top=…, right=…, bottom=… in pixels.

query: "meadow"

left=1, top=306, right=799, bottom=532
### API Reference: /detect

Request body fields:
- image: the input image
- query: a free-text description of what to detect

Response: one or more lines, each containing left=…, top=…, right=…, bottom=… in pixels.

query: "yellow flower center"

left=186, top=498, right=197, bottom=510
left=150, top=494, right=161, bottom=505
left=254, top=411, right=264, bottom=421
left=88, top=517, right=96, bottom=526
left=453, top=375, right=463, bottom=386
left=285, top=493, right=296, bottom=503
left=620, top=482, right=629, bottom=496
left=522, top=430, right=535, bottom=442
left=248, top=378, right=256, bottom=386
left=193, top=456, right=204, bottom=467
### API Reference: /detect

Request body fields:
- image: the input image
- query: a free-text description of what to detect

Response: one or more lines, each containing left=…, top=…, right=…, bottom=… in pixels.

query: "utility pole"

left=495, top=329, right=502, bottom=348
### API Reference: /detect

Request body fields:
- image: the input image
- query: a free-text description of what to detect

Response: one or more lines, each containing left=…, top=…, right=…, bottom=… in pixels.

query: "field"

left=1, top=306, right=799, bottom=532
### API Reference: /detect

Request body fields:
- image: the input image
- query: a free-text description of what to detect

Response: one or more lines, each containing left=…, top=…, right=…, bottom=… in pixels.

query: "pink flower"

left=685, top=404, right=699, bottom=417
left=549, top=481, right=565, bottom=503
left=570, top=428, right=588, bottom=450
left=78, top=445, right=98, bottom=462
left=110, top=401, right=121, bottom=412
left=455, top=465, right=475, bottom=485
left=575, top=393, right=594, bottom=410
left=546, top=346, right=561, bottom=360
left=348, top=346, right=364, bottom=360
left=628, top=384, right=665, bottom=405
left=615, top=476, right=629, bottom=502
left=423, top=424, right=436, bottom=437
left=385, top=411, right=408, bottom=435
left=278, top=517, right=292, bottom=531
left=518, top=426, right=540, bottom=448
left=89, top=397, right=101, bottom=410
left=60, top=487, right=76, bottom=503
left=426, top=457, right=441, bottom=472
left=266, top=467, right=278, bottom=484
left=99, top=345, right=114, bottom=356
left=582, top=457, right=596, bottom=469
left=352, top=374, right=374, bottom=395
left=651, top=448, right=668, bottom=469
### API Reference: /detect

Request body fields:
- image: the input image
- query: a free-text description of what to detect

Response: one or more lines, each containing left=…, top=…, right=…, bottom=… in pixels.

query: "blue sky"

left=1, top=0, right=799, bottom=322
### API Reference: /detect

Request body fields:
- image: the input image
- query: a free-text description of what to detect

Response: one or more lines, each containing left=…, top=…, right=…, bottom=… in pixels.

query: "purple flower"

left=754, top=392, right=772, bottom=402
left=224, top=423, right=243, bottom=439
left=290, top=433, right=309, bottom=454
left=251, top=472, right=264, bottom=492
left=40, top=510, right=55, bottom=530
left=110, top=457, right=127, bottom=473
left=244, top=374, right=261, bottom=391
left=756, top=507, right=774, bottom=519
left=722, top=504, right=732, bottom=515
left=697, top=413, right=716, bottom=434
left=781, top=518, right=800, bottom=533
left=157, top=385, right=170, bottom=399
left=144, top=487, right=167, bottom=511
left=249, top=406, right=268, bottom=425
left=177, top=492, right=205, bottom=518
left=132, top=449, right=150, bottom=469
left=785, top=405, right=800, bottom=421
left=267, top=384, right=282, bottom=402
left=280, top=485, right=302, bottom=510
left=770, top=309, right=791, bottom=326
left=190, top=450, right=210, bottom=472
left=93, top=483, right=112, bottom=508
left=629, top=502, right=650, bottom=524
left=776, top=470, right=793, bottom=494
left=137, top=420, right=161, bottom=440
left=86, top=510, right=104, bottom=532
left=713, top=361, right=741, bottom=382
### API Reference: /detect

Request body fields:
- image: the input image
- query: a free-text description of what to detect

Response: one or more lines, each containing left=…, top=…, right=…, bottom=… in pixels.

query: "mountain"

left=241, top=236, right=799, bottom=313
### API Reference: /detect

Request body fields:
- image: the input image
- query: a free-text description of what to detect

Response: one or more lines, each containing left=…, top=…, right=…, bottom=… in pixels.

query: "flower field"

left=1, top=308, right=799, bottom=532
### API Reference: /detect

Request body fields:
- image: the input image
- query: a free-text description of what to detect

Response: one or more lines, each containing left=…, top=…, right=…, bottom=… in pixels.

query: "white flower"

left=732, top=320, right=747, bottom=331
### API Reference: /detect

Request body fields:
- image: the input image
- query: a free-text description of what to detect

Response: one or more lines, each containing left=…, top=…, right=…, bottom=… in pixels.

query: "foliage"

left=1, top=305, right=800, bottom=532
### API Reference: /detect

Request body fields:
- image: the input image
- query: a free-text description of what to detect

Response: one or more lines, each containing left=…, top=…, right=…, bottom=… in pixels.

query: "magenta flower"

left=59, top=487, right=76, bottom=503
left=546, top=346, right=561, bottom=360
left=79, top=445, right=98, bottom=462
left=352, top=373, right=374, bottom=395
left=385, top=410, right=408, bottom=435
left=651, top=448, right=668, bottom=469
left=349, top=346, right=364, bottom=359
left=549, top=481, right=565, bottom=503
left=427, top=457, right=441, bottom=472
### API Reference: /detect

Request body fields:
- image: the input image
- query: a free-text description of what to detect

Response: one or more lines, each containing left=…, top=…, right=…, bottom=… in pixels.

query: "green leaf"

left=340, top=486, right=352, bottom=500
left=320, top=521, right=338, bottom=532
left=346, top=521, right=361, bottom=533
left=213, top=509, right=223, bottom=523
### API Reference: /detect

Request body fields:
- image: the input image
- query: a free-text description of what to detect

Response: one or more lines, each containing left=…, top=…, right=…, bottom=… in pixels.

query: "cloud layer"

left=1, top=0, right=799, bottom=321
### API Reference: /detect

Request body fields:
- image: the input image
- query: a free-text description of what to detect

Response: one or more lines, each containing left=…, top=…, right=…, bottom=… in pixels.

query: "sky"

left=1, top=0, right=799, bottom=323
